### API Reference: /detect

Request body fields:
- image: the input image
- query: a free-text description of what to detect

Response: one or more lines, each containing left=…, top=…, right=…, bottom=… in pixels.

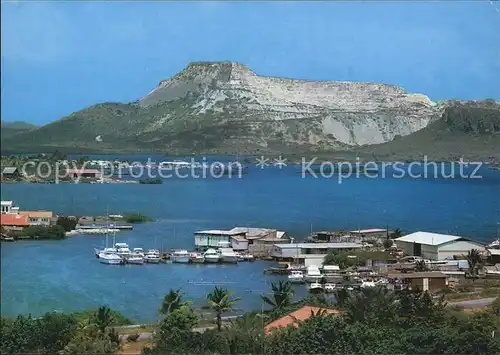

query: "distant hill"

left=354, top=100, right=500, bottom=161
left=0, top=61, right=442, bottom=155
left=1, top=121, right=38, bottom=142
left=1, top=62, right=498, bottom=160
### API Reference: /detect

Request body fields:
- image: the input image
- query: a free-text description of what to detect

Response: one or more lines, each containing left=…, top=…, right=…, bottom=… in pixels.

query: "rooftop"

left=386, top=271, right=447, bottom=279
left=350, top=228, right=387, bottom=234
left=65, top=169, right=101, bottom=174
left=394, top=231, right=467, bottom=246
left=264, top=306, right=339, bottom=335
left=0, top=213, right=30, bottom=226
left=275, top=242, right=363, bottom=249
left=1, top=200, right=13, bottom=206
left=19, top=211, right=53, bottom=218
left=2, top=167, right=18, bottom=174
left=195, top=229, right=245, bottom=236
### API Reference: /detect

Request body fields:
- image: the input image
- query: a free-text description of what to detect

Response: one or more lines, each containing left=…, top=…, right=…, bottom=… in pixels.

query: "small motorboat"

left=288, top=270, right=305, bottom=284
left=98, top=252, right=123, bottom=265
left=132, top=248, right=145, bottom=257
left=171, top=250, right=190, bottom=263
left=126, top=255, right=144, bottom=265
left=203, top=249, right=220, bottom=263
left=144, top=249, right=161, bottom=263
left=324, top=283, right=336, bottom=293
left=307, top=282, right=324, bottom=294
left=189, top=252, right=205, bottom=264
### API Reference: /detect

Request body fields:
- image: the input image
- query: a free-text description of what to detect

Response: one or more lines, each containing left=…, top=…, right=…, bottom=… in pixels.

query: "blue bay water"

left=1, top=161, right=499, bottom=322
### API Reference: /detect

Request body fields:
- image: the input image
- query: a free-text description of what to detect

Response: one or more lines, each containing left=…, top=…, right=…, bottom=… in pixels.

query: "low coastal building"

left=349, top=228, right=388, bottom=240
left=1, top=167, right=22, bottom=179
left=394, top=231, right=486, bottom=261
left=194, top=227, right=290, bottom=256
left=0, top=213, right=30, bottom=232
left=65, top=169, right=101, bottom=179
left=19, top=211, right=54, bottom=226
left=385, top=271, right=447, bottom=293
left=1, top=201, right=19, bottom=214
left=272, top=242, right=363, bottom=262
left=264, top=306, right=339, bottom=335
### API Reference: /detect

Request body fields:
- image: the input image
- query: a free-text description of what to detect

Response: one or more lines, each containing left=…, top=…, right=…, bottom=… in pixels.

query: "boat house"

left=19, top=211, right=54, bottom=226
left=394, top=231, right=486, bottom=260
left=272, top=242, right=363, bottom=262
left=385, top=271, right=447, bottom=293
left=194, top=227, right=291, bottom=256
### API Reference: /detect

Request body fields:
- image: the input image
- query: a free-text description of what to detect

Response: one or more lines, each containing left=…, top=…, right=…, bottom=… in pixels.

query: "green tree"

left=159, top=288, right=191, bottom=315
left=414, top=259, right=428, bottom=272
left=390, top=228, right=403, bottom=239
left=465, top=249, right=483, bottom=280
left=91, top=306, right=113, bottom=333
left=261, top=281, right=295, bottom=311
left=56, top=216, right=79, bottom=232
left=206, top=287, right=241, bottom=331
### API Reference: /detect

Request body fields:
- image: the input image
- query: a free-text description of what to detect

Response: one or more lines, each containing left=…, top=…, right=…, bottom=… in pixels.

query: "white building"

left=394, top=231, right=486, bottom=261
left=1, top=201, right=18, bottom=214
left=272, top=242, right=363, bottom=260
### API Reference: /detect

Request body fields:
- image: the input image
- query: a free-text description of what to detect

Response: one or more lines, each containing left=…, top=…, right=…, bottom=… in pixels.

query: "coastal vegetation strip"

left=3, top=282, right=499, bottom=355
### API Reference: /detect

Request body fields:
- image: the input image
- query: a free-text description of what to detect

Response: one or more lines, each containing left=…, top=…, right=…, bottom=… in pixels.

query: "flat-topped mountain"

left=3, top=61, right=496, bottom=157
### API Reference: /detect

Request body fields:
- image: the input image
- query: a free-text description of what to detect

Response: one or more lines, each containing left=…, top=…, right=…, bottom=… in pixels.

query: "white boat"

left=99, top=252, right=123, bottom=265
left=324, top=283, right=336, bottom=292
left=245, top=254, right=255, bottom=262
left=307, top=282, right=323, bottom=294
left=235, top=252, right=245, bottom=262
left=189, top=252, right=205, bottom=263
left=361, top=279, right=376, bottom=288
left=171, top=250, right=190, bottom=263
left=288, top=270, right=305, bottom=284
left=132, top=248, right=145, bottom=257
left=203, top=249, right=220, bottom=263
left=115, top=243, right=131, bottom=258
left=305, top=265, right=322, bottom=283
left=126, top=255, right=144, bottom=265
left=144, top=249, right=161, bottom=263
left=218, top=248, right=238, bottom=263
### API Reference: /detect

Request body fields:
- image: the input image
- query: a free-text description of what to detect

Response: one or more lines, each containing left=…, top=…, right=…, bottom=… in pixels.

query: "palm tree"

left=92, top=306, right=113, bottom=333
left=206, top=286, right=241, bottom=331
left=415, top=259, right=428, bottom=272
left=333, top=288, right=350, bottom=308
left=466, top=249, right=483, bottom=280
left=261, top=281, right=295, bottom=311
left=390, top=228, right=403, bottom=239
left=159, top=288, right=191, bottom=315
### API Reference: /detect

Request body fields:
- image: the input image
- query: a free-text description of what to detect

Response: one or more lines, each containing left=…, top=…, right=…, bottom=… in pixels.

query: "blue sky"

left=1, top=1, right=499, bottom=125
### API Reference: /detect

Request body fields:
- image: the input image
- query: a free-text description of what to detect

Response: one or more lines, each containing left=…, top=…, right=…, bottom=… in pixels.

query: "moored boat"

left=307, top=282, right=323, bottom=294
left=189, top=252, right=205, bottom=263
left=126, top=255, right=144, bottom=265
left=219, top=248, right=238, bottom=263
left=171, top=250, right=190, bottom=263
left=99, top=251, right=123, bottom=265
left=324, top=283, right=336, bottom=292
left=203, top=248, right=220, bottom=263
left=144, top=249, right=161, bottom=263
left=288, top=270, right=305, bottom=284
left=305, top=265, right=322, bottom=283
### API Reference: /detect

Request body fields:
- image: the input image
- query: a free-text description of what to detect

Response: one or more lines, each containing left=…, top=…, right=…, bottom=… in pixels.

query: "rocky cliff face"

left=2, top=61, right=448, bottom=154
left=139, top=61, right=441, bottom=147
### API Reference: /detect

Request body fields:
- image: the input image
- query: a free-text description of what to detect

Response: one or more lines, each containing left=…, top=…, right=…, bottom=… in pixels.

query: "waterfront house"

left=65, top=169, right=101, bottom=179
left=195, top=229, right=247, bottom=250
left=1, top=201, right=19, bottom=214
left=394, top=231, right=486, bottom=261
left=385, top=271, right=447, bottom=293
left=1, top=167, right=22, bottom=179
left=264, top=306, right=339, bottom=335
left=194, top=227, right=290, bottom=255
left=19, top=211, right=54, bottom=226
left=272, top=242, right=363, bottom=263
left=0, top=213, right=30, bottom=232
left=1, top=201, right=14, bottom=214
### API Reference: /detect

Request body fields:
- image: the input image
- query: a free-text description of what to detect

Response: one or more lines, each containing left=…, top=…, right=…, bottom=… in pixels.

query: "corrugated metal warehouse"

left=394, top=231, right=486, bottom=260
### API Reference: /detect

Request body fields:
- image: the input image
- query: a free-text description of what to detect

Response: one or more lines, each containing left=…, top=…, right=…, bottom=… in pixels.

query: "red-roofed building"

left=65, top=169, right=101, bottom=179
left=264, top=306, right=339, bottom=335
left=1, top=213, right=30, bottom=232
